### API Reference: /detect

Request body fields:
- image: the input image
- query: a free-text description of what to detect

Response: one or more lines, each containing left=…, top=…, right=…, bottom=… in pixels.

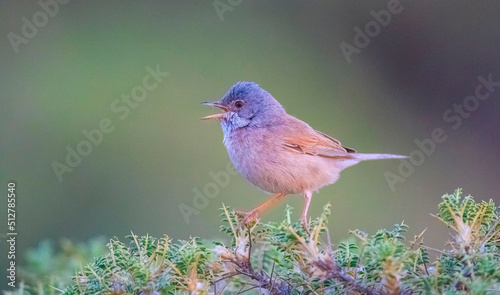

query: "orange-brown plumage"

left=202, top=82, right=406, bottom=225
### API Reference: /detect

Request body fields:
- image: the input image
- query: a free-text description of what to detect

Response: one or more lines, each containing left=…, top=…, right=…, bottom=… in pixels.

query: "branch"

left=314, top=257, right=376, bottom=295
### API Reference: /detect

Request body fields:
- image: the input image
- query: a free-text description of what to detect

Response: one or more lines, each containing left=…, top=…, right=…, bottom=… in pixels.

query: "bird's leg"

left=301, top=191, right=313, bottom=229
left=236, top=193, right=285, bottom=226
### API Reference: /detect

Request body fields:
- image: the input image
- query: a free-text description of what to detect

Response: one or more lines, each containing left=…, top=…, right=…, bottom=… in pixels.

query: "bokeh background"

left=1, top=0, right=500, bottom=284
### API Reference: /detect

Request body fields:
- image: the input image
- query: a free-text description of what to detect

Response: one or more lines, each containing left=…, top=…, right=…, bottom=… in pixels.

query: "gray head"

left=202, top=81, right=285, bottom=132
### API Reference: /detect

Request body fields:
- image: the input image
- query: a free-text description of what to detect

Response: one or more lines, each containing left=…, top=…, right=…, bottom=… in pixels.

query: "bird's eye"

left=234, top=100, right=244, bottom=108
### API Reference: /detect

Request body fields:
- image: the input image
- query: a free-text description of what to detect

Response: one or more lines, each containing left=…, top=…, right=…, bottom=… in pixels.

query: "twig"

left=269, top=261, right=276, bottom=291
left=247, top=227, right=253, bottom=266
left=421, top=245, right=449, bottom=255
left=315, top=257, right=376, bottom=295
left=230, top=256, right=290, bottom=294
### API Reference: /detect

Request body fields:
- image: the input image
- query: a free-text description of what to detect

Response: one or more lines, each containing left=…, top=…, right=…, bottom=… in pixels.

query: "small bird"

left=202, top=81, right=406, bottom=225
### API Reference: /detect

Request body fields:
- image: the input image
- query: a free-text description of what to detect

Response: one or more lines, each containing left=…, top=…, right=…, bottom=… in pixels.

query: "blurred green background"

left=1, top=0, right=500, bottom=284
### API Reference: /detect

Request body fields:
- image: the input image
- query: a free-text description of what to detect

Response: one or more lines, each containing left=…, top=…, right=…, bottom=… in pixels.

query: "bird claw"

left=235, top=210, right=259, bottom=227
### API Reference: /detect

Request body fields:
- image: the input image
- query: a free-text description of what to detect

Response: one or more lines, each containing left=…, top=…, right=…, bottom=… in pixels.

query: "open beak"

left=201, top=101, right=229, bottom=120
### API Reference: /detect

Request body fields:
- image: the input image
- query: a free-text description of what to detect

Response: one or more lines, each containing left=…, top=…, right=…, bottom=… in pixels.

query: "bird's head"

left=202, top=81, right=285, bottom=131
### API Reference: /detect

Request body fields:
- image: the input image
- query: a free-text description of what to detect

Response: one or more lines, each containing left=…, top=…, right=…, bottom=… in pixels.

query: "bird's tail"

left=354, top=153, right=408, bottom=161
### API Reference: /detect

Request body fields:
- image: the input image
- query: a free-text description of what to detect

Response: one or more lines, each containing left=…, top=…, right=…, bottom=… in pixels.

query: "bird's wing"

left=315, top=130, right=357, bottom=154
left=281, top=116, right=356, bottom=159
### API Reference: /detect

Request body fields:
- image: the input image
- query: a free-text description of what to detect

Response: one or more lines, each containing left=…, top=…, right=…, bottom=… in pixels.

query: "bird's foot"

left=235, top=210, right=260, bottom=227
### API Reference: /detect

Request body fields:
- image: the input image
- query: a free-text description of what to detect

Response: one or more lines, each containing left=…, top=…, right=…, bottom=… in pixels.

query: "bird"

left=202, top=81, right=406, bottom=226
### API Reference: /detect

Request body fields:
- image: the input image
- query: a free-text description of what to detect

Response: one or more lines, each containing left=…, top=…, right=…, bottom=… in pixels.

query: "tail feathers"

left=354, top=153, right=408, bottom=161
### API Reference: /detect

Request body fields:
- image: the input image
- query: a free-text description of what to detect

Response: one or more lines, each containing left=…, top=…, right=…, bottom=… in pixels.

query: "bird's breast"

left=222, top=127, right=341, bottom=194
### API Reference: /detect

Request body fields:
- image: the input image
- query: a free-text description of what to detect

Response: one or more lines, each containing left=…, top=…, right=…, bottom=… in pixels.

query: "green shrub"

left=6, top=189, right=500, bottom=294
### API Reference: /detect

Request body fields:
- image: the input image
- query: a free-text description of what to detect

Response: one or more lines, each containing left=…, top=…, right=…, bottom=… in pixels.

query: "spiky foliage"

left=6, top=189, right=500, bottom=294
left=436, top=188, right=498, bottom=253
left=4, top=238, right=107, bottom=295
